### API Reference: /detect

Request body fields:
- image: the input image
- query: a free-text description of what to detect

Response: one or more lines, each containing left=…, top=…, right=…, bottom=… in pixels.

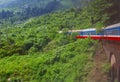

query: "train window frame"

left=112, top=29, right=119, bottom=35
left=104, top=29, right=119, bottom=35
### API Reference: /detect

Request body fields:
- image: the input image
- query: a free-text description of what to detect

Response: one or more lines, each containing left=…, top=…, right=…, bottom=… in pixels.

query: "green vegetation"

left=0, top=0, right=82, bottom=11
left=0, top=0, right=116, bottom=81
left=0, top=0, right=91, bottom=26
left=101, top=62, right=111, bottom=74
left=0, top=7, right=97, bottom=81
left=0, top=39, right=95, bottom=82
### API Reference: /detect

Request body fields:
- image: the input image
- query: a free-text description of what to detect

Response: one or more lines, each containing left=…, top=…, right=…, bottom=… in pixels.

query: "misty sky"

left=0, top=0, right=15, bottom=4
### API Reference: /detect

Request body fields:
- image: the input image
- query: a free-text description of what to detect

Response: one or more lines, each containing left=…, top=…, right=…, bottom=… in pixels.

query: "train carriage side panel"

left=103, top=24, right=120, bottom=41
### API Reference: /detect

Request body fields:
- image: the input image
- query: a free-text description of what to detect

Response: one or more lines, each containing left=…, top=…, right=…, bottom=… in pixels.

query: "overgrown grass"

left=0, top=39, right=95, bottom=82
left=0, top=8, right=94, bottom=58
left=0, top=6, right=101, bottom=81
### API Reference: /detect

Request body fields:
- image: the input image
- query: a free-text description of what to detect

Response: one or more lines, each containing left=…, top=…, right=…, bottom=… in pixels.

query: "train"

left=76, top=23, right=120, bottom=41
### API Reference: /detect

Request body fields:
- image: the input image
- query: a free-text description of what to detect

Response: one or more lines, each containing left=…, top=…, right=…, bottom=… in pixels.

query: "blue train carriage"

left=76, top=23, right=120, bottom=41
left=68, top=30, right=82, bottom=35
left=78, top=28, right=104, bottom=40
left=102, top=23, right=120, bottom=41
left=104, top=23, right=120, bottom=36
left=80, top=28, right=97, bottom=36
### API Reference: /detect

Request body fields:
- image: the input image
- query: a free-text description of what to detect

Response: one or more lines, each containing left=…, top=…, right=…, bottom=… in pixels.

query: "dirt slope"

left=87, top=43, right=110, bottom=82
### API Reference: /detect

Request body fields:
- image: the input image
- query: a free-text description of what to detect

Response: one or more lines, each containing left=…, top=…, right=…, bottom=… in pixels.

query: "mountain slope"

left=0, top=0, right=112, bottom=81
left=0, top=7, right=96, bottom=82
left=0, top=0, right=90, bottom=11
left=0, top=0, right=53, bottom=11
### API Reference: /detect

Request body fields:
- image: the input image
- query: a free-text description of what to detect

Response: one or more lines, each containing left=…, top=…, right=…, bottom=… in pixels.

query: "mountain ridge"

left=0, top=0, right=64, bottom=9
left=0, top=0, right=87, bottom=11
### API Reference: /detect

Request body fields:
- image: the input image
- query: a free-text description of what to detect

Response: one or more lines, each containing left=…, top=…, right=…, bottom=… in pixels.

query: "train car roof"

left=104, top=23, right=120, bottom=29
left=81, top=28, right=96, bottom=31
left=68, top=30, right=82, bottom=32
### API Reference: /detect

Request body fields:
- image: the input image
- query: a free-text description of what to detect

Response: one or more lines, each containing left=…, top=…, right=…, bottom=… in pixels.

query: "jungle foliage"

left=0, top=39, right=95, bottom=82
left=0, top=4, right=98, bottom=82
left=0, top=0, right=117, bottom=81
left=0, top=7, right=96, bottom=82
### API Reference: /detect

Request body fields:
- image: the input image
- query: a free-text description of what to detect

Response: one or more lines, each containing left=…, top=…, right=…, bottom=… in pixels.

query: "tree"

left=88, top=0, right=111, bottom=26
left=89, top=0, right=120, bottom=25
left=106, top=0, right=120, bottom=24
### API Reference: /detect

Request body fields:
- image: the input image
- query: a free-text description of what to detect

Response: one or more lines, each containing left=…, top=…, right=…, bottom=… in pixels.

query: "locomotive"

left=76, top=23, right=120, bottom=41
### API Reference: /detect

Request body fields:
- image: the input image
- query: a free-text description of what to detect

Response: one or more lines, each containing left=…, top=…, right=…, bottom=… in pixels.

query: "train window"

left=87, top=32, right=90, bottom=35
left=104, top=31, right=111, bottom=35
left=82, top=31, right=96, bottom=35
left=105, top=29, right=119, bottom=35
left=91, top=31, right=96, bottom=35
left=90, top=32, right=92, bottom=35
left=90, top=32, right=94, bottom=35
left=112, top=29, right=119, bottom=35
left=83, top=32, right=85, bottom=35
left=80, top=32, right=83, bottom=35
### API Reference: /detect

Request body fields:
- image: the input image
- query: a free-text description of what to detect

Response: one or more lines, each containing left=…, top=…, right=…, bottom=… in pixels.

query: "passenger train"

left=76, top=23, right=120, bottom=41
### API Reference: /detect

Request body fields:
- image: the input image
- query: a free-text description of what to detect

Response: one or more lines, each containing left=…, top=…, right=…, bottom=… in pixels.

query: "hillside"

left=0, top=0, right=81, bottom=26
left=0, top=0, right=93, bottom=27
left=0, top=8, right=93, bottom=58
left=0, top=0, right=119, bottom=81
left=0, top=6, right=98, bottom=81
left=0, top=0, right=80, bottom=10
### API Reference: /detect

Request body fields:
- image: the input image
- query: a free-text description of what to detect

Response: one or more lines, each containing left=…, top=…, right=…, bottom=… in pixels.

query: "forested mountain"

left=88, top=0, right=120, bottom=25
left=0, top=0, right=120, bottom=26
left=0, top=0, right=92, bottom=26
left=0, top=3, right=96, bottom=81
left=0, top=0, right=47, bottom=9
left=0, top=0, right=79, bottom=10
left=0, top=0, right=120, bottom=81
